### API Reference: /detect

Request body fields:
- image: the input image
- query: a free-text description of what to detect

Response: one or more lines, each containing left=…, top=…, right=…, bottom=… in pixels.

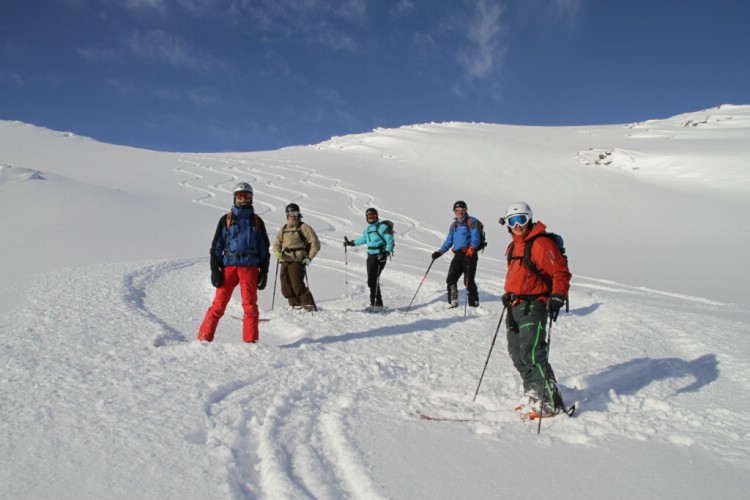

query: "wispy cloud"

left=125, top=30, right=225, bottom=71
left=454, top=0, right=508, bottom=96
left=187, top=86, right=222, bottom=105
left=553, top=0, right=583, bottom=25
left=390, top=0, right=416, bottom=18
left=0, top=72, right=24, bottom=87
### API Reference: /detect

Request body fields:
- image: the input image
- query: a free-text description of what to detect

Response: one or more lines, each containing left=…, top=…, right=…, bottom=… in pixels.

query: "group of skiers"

left=197, top=182, right=572, bottom=418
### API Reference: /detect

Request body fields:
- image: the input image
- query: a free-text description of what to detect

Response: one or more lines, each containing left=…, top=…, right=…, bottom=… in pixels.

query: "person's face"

left=454, top=207, right=466, bottom=218
left=367, top=213, right=378, bottom=223
left=235, top=191, right=252, bottom=203
left=287, top=210, right=300, bottom=221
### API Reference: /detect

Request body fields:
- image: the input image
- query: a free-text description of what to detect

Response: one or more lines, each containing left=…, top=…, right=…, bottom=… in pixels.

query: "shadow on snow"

left=564, top=353, right=719, bottom=414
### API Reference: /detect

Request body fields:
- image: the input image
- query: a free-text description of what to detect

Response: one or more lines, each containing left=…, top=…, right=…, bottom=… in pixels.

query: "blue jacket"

left=211, top=206, right=270, bottom=270
left=439, top=215, right=481, bottom=254
left=353, top=221, right=395, bottom=255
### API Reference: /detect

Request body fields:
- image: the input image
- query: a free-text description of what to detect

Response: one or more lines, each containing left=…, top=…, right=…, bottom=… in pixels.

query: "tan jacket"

left=273, top=221, right=321, bottom=263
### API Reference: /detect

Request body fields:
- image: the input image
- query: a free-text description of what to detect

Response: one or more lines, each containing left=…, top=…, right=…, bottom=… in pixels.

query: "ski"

left=231, top=315, right=272, bottom=322
left=416, top=410, right=504, bottom=424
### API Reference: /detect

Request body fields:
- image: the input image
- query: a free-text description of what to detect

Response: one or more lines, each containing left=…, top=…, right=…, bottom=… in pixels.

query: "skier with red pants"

left=502, top=202, right=571, bottom=416
left=198, top=182, right=270, bottom=343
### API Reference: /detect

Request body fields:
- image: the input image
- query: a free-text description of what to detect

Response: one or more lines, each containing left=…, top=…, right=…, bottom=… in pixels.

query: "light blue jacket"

left=353, top=221, right=395, bottom=255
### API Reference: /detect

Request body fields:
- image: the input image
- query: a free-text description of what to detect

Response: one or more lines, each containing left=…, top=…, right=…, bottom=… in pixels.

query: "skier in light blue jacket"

left=344, top=208, right=394, bottom=311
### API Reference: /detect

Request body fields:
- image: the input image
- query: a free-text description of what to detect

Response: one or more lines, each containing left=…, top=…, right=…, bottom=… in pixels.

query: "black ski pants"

left=366, top=253, right=387, bottom=306
left=506, top=300, right=561, bottom=405
left=446, top=251, right=478, bottom=304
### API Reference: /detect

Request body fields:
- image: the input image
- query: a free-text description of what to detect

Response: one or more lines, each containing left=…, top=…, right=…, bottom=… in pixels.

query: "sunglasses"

left=506, top=214, right=529, bottom=228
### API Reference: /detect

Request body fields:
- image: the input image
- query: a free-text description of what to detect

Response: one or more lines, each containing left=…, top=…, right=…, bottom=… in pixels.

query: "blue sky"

left=2, top=0, right=749, bottom=152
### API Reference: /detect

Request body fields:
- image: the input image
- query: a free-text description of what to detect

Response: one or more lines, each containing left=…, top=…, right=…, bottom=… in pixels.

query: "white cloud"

left=187, top=86, right=222, bottom=105
left=0, top=72, right=24, bottom=87
left=390, top=0, right=416, bottom=18
left=457, top=0, right=508, bottom=82
left=125, top=30, right=225, bottom=71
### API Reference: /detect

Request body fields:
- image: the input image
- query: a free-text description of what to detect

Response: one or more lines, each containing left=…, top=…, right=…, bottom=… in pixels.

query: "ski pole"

left=271, top=259, right=280, bottom=311
left=537, top=318, right=553, bottom=435
left=345, top=238, right=350, bottom=294
left=304, top=266, right=318, bottom=312
left=472, top=305, right=506, bottom=401
left=405, top=258, right=435, bottom=313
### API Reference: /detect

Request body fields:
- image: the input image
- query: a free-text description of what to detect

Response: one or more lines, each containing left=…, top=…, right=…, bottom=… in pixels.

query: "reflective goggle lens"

left=286, top=211, right=300, bottom=217
left=507, top=214, right=529, bottom=227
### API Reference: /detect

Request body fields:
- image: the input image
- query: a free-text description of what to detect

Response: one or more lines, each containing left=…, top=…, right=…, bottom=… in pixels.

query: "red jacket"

left=504, top=221, right=571, bottom=302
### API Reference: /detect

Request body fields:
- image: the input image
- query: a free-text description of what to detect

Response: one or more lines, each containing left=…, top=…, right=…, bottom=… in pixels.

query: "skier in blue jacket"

left=431, top=200, right=481, bottom=308
left=198, top=182, right=270, bottom=343
left=344, top=208, right=394, bottom=311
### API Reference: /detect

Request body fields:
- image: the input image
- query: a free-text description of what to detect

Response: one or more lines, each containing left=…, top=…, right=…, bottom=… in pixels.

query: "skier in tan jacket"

left=273, top=203, right=321, bottom=311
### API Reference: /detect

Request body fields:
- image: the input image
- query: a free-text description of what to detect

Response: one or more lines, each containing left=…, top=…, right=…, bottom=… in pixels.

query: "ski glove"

left=466, top=246, right=476, bottom=258
left=344, top=238, right=355, bottom=247
left=275, top=251, right=283, bottom=260
left=547, top=293, right=566, bottom=321
left=257, top=271, right=268, bottom=291
left=501, top=292, right=515, bottom=308
left=211, top=269, right=224, bottom=288
left=303, top=258, right=311, bottom=266
left=431, top=251, right=442, bottom=260
left=378, top=251, right=389, bottom=263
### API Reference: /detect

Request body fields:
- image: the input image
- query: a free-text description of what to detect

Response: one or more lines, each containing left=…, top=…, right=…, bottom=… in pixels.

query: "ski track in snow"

left=4, top=151, right=750, bottom=498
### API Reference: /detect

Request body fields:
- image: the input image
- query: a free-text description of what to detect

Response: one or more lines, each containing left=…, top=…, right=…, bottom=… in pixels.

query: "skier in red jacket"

left=502, top=202, right=571, bottom=417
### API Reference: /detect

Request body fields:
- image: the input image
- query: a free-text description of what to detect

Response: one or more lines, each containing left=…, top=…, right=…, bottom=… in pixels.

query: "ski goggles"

left=366, top=213, right=378, bottom=221
left=286, top=210, right=300, bottom=217
left=506, top=214, right=530, bottom=228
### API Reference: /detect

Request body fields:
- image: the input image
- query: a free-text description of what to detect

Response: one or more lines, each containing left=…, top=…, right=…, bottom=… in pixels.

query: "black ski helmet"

left=453, top=200, right=467, bottom=210
left=285, top=203, right=300, bottom=214
left=365, top=207, right=378, bottom=221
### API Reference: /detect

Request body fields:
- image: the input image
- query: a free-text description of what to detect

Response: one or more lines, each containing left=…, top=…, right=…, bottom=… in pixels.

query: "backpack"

left=378, top=220, right=395, bottom=254
left=507, top=232, right=569, bottom=311
left=452, top=217, right=487, bottom=252
left=282, top=223, right=311, bottom=254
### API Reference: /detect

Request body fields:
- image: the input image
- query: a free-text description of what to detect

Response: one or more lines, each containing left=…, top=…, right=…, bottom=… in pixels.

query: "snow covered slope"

left=1, top=107, right=749, bottom=499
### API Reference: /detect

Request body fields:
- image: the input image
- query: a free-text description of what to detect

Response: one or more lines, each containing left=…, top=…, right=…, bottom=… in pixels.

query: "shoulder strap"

left=297, top=223, right=310, bottom=248
left=523, top=234, right=552, bottom=292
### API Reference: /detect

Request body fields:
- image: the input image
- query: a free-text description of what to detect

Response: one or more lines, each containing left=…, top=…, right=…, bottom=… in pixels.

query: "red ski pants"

left=198, top=266, right=260, bottom=343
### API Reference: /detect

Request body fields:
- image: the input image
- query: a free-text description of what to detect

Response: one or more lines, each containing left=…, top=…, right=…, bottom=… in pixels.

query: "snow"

left=1, top=105, right=749, bottom=499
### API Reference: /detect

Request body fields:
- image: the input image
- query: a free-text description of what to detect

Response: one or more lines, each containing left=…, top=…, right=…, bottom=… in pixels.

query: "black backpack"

left=507, top=232, right=568, bottom=311
left=453, top=217, right=487, bottom=252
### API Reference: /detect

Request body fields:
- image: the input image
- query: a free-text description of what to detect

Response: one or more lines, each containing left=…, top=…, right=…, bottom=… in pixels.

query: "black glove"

left=378, top=251, right=389, bottom=262
left=501, top=292, right=515, bottom=308
left=257, top=271, right=268, bottom=290
left=344, top=238, right=355, bottom=247
left=211, top=269, right=224, bottom=288
left=547, top=293, right=566, bottom=321
left=431, top=251, right=442, bottom=260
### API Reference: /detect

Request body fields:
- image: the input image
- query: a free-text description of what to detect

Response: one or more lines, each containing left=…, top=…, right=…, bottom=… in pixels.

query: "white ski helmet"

left=505, top=201, right=533, bottom=221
